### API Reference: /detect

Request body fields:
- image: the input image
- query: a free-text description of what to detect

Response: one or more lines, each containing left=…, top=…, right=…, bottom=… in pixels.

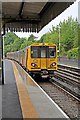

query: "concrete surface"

left=2, top=60, right=23, bottom=118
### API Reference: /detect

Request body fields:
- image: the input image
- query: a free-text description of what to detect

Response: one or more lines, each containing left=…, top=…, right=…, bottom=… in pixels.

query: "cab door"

left=40, top=46, right=47, bottom=69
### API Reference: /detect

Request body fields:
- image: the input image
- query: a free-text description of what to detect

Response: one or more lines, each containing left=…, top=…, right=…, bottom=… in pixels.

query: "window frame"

left=31, top=46, right=56, bottom=58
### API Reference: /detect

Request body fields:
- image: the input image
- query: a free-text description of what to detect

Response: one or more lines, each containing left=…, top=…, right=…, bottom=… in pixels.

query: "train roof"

left=7, top=43, right=57, bottom=54
left=30, top=43, right=57, bottom=46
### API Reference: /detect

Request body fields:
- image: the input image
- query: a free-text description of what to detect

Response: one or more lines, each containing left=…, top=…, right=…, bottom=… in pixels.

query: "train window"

left=31, top=46, right=56, bottom=58
left=41, top=49, right=46, bottom=58
left=31, top=46, right=39, bottom=58
left=48, top=47, right=56, bottom=58
left=40, top=46, right=47, bottom=58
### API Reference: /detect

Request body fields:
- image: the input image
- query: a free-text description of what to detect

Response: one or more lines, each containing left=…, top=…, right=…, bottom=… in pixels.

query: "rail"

left=58, top=64, right=80, bottom=73
left=54, top=64, right=80, bottom=100
left=37, top=80, right=79, bottom=119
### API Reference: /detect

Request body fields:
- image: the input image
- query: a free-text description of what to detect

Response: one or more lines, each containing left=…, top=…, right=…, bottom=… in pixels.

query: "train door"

left=40, top=46, right=47, bottom=69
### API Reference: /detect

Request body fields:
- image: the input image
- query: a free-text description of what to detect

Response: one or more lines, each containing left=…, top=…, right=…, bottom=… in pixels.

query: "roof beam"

left=39, top=2, right=55, bottom=17
left=19, top=2, right=24, bottom=17
left=6, top=19, right=40, bottom=24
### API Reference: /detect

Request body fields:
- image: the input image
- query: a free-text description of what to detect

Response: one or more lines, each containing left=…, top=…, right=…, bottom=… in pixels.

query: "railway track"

left=37, top=80, right=79, bottom=119
left=53, top=65, right=80, bottom=100
left=52, top=70, right=80, bottom=99
left=37, top=65, right=80, bottom=119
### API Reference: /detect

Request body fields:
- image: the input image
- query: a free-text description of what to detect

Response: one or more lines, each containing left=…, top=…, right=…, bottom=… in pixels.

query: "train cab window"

left=40, top=46, right=47, bottom=58
left=41, top=49, right=46, bottom=58
left=31, top=46, right=39, bottom=58
left=49, top=47, right=56, bottom=58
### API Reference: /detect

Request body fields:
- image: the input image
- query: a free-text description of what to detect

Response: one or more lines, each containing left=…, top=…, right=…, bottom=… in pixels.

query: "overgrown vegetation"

left=4, top=16, right=79, bottom=58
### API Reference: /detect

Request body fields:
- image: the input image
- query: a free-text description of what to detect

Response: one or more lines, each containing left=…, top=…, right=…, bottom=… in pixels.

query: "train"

left=7, top=43, right=58, bottom=79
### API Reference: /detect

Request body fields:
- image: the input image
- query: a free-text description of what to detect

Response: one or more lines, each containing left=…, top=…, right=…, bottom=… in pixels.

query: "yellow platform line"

left=11, top=61, right=39, bottom=119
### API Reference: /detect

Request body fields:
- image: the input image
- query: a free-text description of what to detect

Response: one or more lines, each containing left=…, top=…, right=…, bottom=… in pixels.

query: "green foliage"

left=78, top=47, right=80, bottom=58
left=26, top=34, right=36, bottom=46
left=4, top=32, right=18, bottom=46
left=67, top=48, right=78, bottom=59
left=4, top=33, right=36, bottom=55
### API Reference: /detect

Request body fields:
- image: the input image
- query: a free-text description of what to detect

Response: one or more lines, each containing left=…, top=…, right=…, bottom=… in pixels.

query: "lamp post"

left=58, top=26, right=60, bottom=61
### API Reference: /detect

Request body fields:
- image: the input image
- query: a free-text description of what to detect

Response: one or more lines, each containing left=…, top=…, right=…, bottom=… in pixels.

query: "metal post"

left=59, top=26, right=60, bottom=61
left=0, top=34, right=1, bottom=84
left=1, top=35, right=4, bottom=85
left=0, top=1, right=2, bottom=85
left=1, top=24, right=5, bottom=85
left=78, top=1, right=80, bottom=68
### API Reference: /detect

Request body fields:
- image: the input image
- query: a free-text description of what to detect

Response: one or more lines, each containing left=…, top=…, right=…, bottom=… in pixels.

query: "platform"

left=2, top=59, right=23, bottom=118
left=2, top=59, right=69, bottom=119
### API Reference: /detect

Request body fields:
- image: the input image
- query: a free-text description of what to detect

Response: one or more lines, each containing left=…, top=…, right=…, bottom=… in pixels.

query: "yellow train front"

left=6, top=43, right=58, bottom=79
left=28, top=43, right=58, bottom=78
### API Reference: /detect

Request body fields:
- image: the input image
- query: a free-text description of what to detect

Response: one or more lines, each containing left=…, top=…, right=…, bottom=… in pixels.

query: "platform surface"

left=2, top=59, right=23, bottom=118
left=14, top=60, right=69, bottom=118
left=2, top=59, right=69, bottom=119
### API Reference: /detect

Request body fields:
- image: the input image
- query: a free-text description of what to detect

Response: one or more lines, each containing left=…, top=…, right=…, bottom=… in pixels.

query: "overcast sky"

left=15, top=0, right=79, bottom=39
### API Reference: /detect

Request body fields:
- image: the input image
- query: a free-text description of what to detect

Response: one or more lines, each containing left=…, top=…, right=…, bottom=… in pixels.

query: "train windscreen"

left=31, top=46, right=40, bottom=58
left=48, top=47, right=56, bottom=58
left=31, top=46, right=56, bottom=58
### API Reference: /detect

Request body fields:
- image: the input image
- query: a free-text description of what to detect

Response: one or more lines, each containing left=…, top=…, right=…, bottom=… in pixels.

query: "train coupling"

left=41, top=69, right=48, bottom=75
left=41, top=69, right=49, bottom=78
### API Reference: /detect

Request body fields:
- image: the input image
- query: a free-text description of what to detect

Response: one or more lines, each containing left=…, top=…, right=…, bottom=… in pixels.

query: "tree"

left=27, top=34, right=35, bottom=45
left=4, top=32, right=18, bottom=46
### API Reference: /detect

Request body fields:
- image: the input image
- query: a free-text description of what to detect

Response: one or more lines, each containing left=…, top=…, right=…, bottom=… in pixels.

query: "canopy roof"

left=2, top=1, right=74, bottom=33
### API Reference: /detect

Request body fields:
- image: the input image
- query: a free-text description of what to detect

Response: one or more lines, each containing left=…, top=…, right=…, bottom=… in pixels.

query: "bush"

left=67, top=48, right=78, bottom=59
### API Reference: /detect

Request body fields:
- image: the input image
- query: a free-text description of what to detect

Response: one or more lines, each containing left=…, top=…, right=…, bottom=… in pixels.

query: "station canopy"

left=2, top=0, right=74, bottom=33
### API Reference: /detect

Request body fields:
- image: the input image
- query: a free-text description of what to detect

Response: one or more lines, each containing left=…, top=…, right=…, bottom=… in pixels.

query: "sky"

left=15, top=0, right=79, bottom=40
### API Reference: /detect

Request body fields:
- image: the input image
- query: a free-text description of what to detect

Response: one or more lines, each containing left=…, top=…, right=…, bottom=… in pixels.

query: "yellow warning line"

left=11, top=61, right=39, bottom=119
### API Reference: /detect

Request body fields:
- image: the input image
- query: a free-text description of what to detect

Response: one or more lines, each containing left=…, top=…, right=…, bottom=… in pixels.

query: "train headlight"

left=50, top=62, right=56, bottom=68
left=31, top=63, right=38, bottom=67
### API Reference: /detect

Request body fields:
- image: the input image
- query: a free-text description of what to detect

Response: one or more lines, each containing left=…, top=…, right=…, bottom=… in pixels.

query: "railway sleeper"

left=58, top=64, right=80, bottom=73
left=54, top=71, right=80, bottom=84
left=56, top=69, right=79, bottom=80
left=58, top=67, right=80, bottom=77
left=51, top=77, right=80, bottom=100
